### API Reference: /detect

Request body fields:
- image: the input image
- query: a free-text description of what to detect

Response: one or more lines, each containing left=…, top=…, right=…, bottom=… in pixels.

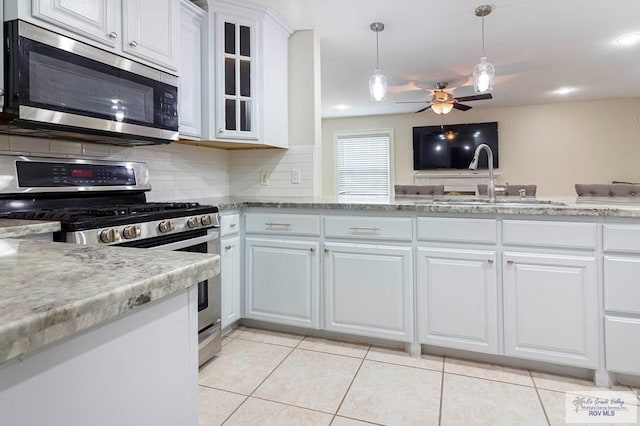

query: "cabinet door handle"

left=129, top=40, right=138, bottom=48
left=230, top=223, right=237, bottom=228
left=349, top=226, right=380, bottom=232
left=225, top=245, right=232, bottom=250
left=506, top=260, right=514, bottom=265
left=109, top=31, right=118, bottom=39
left=324, top=248, right=330, bottom=253
left=310, top=247, right=316, bottom=253
left=265, top=222, right=291, bottom=227
left=487, top=259, right=494, bottom=264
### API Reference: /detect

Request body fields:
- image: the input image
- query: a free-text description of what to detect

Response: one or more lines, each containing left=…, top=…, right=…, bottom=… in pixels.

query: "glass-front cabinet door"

left=216, top=13, right=258, bottom=141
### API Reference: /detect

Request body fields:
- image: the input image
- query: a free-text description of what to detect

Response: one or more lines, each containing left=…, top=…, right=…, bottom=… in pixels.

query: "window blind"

left=336, top=133, right=390, bottom=201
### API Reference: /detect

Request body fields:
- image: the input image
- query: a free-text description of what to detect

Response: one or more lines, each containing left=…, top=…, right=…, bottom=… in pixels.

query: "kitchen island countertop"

left=184, top=195, right=640, bottom=218
left=0, top=219, right=61, bottom=239
left=0, top=238, right=219, bottom=366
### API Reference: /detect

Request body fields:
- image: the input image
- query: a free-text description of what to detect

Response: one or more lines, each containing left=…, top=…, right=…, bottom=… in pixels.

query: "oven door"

left=3, top=20, right=178, bottom=143
left=119, top=228, right=220, bottom=332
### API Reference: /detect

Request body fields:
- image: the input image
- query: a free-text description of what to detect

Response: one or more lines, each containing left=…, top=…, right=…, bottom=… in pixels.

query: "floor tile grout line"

left=219, top=394, right=250, bottom=426
left=330, top=344, right=372, bottom=425
left=249, top=394, right=337, bottom=417
left=443, top=370, right=538, bottom=389
left=295, top=346, right=369, bottom=360
left=530, top=370, right=552, bottom=426
left=364, top=357, right=445, bottom=373
left=198, top=383, right=249, bottom=398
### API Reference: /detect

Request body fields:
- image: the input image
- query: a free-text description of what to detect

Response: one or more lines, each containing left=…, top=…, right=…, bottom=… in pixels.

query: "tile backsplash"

left=0, top=135, right=315, bottom=201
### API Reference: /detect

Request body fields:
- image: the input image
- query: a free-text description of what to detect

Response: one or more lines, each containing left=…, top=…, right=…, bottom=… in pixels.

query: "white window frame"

left=334, top=129, right=394, bottom=200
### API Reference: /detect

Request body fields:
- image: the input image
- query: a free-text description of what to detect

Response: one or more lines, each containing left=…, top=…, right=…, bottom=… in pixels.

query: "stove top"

left=2, top=202, right=218, bottom=231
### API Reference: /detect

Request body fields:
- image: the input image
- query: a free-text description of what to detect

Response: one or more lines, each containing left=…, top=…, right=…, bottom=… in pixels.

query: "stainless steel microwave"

left=1, top=20, right=178, bottom=145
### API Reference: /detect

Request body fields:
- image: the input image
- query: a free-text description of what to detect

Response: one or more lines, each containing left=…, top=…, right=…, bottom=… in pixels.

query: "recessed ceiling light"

left=616, top=33, right=640, bottom=46
left=334, top=104, right=351, bottom=110
left=553, top=87, right=577, bottom=95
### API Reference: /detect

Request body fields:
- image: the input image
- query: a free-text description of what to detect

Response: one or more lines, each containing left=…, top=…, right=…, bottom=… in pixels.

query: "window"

left=336, top=131, right=392, bottom=201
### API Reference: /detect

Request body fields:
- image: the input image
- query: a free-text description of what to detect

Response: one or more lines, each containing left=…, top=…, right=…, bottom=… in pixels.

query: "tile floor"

left=199, top=327, right=640, bottom=426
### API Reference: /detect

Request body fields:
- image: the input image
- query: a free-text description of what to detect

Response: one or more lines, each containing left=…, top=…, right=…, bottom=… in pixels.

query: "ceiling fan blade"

left=453, top=103, right=472, bottom=111
left=415, top=105, right=432, bottom=113
left=396, top=101, right=430, bottom=104
left=454, top=93, right=493, bottom=102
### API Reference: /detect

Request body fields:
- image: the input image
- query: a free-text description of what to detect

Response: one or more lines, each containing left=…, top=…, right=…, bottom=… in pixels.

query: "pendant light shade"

left=369, top=69, right=388, bottom=101
left=473, top=56, right=495, bottom=93
left=369, top=22, right=387, bottom=101
left=473, top=5, right=495, bottom=94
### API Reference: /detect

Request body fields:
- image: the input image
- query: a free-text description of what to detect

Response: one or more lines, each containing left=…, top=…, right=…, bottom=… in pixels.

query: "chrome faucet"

left=469, top=143, right=495, bottom=202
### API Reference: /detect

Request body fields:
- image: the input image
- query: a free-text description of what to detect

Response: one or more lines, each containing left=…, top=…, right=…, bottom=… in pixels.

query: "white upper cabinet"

left=122, top=0, right=179, bottom=71
left=31, top=0, right=119, bottom=48
left=17, top=0, right=180, bottom=73
left=179, top=0, right=205, bottom=139
left=210, top=0, right=291, bottom=147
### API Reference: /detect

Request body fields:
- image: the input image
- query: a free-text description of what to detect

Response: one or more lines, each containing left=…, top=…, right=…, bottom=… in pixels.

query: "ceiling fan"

left=396, top=82, right=492, bottom=114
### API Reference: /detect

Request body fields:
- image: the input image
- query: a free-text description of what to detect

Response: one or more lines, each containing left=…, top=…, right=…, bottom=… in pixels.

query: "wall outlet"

left=291, top=169, right=301, bottom=184
left=260, top=170, right=270, bottom=186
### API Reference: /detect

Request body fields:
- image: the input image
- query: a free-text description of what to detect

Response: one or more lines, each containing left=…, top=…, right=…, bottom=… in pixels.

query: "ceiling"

left=246, top=0, right=640, bottom=118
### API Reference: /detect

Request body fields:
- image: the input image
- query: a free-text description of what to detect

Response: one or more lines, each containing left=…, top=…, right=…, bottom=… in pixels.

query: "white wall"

left=321, top=98, right=640, bottom=197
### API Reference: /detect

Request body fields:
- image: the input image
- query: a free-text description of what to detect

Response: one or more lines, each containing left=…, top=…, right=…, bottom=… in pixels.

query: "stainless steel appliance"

left=0, top=154, right=221, bottom=366
left=1, top=20, right=178, bottom=145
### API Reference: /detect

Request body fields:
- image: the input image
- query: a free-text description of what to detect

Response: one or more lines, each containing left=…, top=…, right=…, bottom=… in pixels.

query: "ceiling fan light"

left=369, top=68, right=388, bottom=101
left=432, top=103, right=454, bottom=115
left=473, top=56, right=495, bottom=93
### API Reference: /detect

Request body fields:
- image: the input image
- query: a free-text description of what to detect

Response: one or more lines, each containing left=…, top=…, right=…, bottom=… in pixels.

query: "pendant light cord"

left=376, top=30, right=380, bottom=69
left=481, top=16, right=486, bottom=56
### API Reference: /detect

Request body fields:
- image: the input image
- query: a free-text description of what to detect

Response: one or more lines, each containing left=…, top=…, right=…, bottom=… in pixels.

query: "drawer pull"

left=310, top=247, right=316, bottom=253
left=109, top=31, right=118, bottom=39
left=230, top=223, right=237, bottom=228
left=487, top=259, right=494, bottom=264
left=129, top=40, right=138, bottom=48
left=225, top=245, right=232, bottom=250
left=324, top=248, right=330, bottom=253
left=265, top=222, right=291, bottom=227
left=506, top=260, right=514, bottom=265
left=349, top=226, right=380, bottom=232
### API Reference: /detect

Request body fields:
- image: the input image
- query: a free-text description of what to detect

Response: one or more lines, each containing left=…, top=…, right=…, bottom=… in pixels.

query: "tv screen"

left=413, top=122, right=498, bottom=170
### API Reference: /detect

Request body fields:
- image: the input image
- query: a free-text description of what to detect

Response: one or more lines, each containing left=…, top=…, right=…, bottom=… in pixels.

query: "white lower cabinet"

left=503, top=252, right=599, bottom=368
left=245, top=237, right=320, bottom=328
left=220, top=235, right=240, bottom=329
left=604, top=316, right=640, bottom=375
left=417, top=247, right=498, bottom=354
left=323, top=242, right=413, bottom=341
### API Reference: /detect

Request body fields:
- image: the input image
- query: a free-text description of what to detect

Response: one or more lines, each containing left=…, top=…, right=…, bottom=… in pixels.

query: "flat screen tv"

left=413, top=122, right=498, bottom=170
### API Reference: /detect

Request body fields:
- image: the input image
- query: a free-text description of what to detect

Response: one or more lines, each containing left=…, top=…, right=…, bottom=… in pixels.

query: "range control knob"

left=158, top=220, right=175, bottom=233
left=200, top=215, right=212, bottom=226
left=186, top=217, right=199, bottom=228
left=99, top=228, right=120, bottom=244
left=122, top=225, right=141, bottom=240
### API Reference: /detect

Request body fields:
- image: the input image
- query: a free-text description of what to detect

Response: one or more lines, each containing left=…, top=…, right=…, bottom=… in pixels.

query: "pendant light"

left=473, top=5, right=495, bottom=94
left=369, top=22, right=387, bottom=101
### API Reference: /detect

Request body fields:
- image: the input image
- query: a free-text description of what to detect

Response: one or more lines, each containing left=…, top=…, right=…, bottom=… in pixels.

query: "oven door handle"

left=149, top=231, right=220, bottom=251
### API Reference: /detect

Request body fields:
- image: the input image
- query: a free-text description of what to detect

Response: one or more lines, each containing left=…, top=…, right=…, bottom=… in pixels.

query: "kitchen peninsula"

left=212, top=195, right=640, bottom=389
left=0, top=238, right=219, bottom=426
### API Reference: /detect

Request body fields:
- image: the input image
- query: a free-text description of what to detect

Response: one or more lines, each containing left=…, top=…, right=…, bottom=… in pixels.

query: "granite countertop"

left=183, top=196, right=640, bottom=218
left=0, top=220, right=61, bottom=238
left=0, top=239, right=219, bottom=366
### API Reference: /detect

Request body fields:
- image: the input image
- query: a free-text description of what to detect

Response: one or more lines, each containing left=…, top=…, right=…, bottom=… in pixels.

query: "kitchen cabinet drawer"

left=605, top=316, right=640, bottom=375
left=502, top=220, right=596, bottom=249
left=604, top=256, right=640, bottom=314
left=417, top=217, right=496, bottom=244
left=220, top=214, right=240, bottom=237
left=603, top=224, right=640, bottom=253
left=324, top=216, right=412, bottom=241
left=245, top=213, right=320, bottom=236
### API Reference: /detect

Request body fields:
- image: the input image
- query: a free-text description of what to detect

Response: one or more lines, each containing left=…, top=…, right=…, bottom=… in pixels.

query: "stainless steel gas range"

left=0, top=154, right=221, bottom=366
